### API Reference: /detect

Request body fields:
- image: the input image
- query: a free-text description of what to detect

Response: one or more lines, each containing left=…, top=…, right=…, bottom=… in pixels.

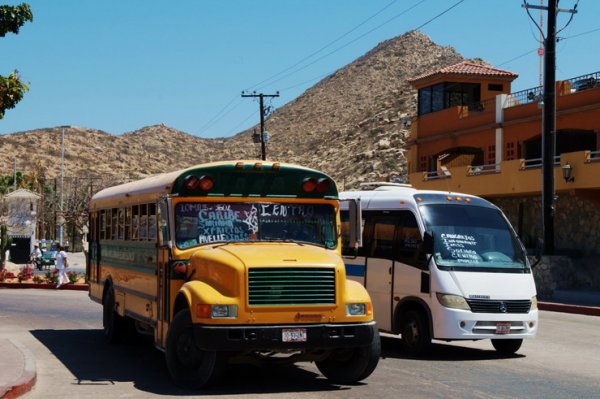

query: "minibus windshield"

left=419, top=204, right=527, bottom=270
left=175, top=202, right=337, bottom=249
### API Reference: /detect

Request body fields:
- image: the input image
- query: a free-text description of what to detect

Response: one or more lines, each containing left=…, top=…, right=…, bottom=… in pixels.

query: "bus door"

left=364, top=213, right=400, bottom=332
left=89, top=211, right=101, bottom=283
left=156, top=199, right=171, bottom=348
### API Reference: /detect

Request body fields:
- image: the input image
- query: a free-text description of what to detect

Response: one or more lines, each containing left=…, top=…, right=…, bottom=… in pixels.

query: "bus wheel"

left=491, top=339, right=522, bottom=354
left=166, top=309, right=225, bottom=389
left=400, top=309, right=431, bottom=356
left=316, top=329, right=381, bottom=384
left=103, top=287, right=126, bottom=343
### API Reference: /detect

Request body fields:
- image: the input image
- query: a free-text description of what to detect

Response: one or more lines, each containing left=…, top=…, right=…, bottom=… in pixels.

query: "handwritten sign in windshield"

left=439, top=233, right=480, bottom=263
left=175, top=202, right=331, bottom=248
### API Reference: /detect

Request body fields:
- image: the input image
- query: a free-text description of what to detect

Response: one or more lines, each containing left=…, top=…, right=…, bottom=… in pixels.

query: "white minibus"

left=340, top=183, right=538, bottom=355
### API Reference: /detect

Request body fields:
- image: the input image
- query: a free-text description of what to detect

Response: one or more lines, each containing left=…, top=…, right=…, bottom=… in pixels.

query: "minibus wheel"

left=166, top=309, right=225, bottom=389
left=491, top=338, right=522, bottom=354
left=400, top=309, right=431, bottom=355
left=316, top=329, right=381, bottom=384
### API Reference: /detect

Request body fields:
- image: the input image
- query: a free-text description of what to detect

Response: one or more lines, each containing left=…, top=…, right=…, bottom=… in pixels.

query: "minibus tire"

left=103, top=287, right=126, bottom=343
left=491, top=338, right=522, bottom=354
left=316, top=329, right=381, bottom=384
left=400, top=309, right=431, bottom=356
left=166, top=309, right=225, bottom=389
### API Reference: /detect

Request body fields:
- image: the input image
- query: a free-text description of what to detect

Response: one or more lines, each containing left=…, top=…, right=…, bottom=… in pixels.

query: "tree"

left=0, top=3, right=33, bottom=118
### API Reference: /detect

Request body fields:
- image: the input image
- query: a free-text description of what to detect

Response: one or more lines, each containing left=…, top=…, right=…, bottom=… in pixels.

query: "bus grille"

left=248, top=267, right=336, bottom=306
left=466, top=299, right=532, bottom=314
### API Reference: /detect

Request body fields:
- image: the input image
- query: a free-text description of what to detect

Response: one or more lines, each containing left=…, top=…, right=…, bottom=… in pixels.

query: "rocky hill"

left=0, top=30, right=466, bottom=192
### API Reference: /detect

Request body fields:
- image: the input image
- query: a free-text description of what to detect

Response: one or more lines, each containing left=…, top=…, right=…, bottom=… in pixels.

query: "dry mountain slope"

left=1, top=30, right=467, bottom=190
left=224, top=30, right=465, bottom=188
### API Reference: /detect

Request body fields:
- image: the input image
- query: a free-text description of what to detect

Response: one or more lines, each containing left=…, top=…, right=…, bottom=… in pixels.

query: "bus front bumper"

left=192, top=321, right=377, bottom=351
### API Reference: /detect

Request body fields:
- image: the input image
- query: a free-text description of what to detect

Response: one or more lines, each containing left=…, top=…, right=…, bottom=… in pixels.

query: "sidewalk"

left=0, top=338, right=36, bottom=399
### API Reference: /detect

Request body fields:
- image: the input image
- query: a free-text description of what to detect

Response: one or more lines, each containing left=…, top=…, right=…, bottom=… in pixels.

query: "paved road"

left=1, top=289, right=599, bottom=399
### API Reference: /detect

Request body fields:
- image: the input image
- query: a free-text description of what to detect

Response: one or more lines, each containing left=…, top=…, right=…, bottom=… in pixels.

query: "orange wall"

left=413, top=86, right=600, bottom=173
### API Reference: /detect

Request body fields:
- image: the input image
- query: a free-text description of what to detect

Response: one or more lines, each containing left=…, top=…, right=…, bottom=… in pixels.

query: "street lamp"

left=58, top=125, right=70, bottom=246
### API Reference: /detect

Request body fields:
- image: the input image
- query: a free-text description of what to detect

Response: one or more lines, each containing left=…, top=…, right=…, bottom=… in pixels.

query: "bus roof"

left=90, top=160, right=338, bottom=209
left=340, top=186, right=494, bottom=210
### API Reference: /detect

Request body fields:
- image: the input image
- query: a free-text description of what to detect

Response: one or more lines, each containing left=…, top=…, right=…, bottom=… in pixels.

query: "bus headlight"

left=197, top=304, right=237, bottom=318
left=531, top=296, right=538, bottom=310
left=436, top=293, right=470, bottom=310
left=212, top=304, right=238, bottom=318
left=346, top=303, right=367, bottom=316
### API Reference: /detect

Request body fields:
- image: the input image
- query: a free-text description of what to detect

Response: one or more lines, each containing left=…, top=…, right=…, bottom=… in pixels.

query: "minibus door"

left=365, top=216, right=398, bottom=332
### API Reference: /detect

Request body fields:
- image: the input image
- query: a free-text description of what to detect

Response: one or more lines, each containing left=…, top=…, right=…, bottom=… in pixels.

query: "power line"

left=246, top=0, right=402, bottom=91
left=198, top=94, right=242, bottom=133
left=257, top=0, right=427, bottom=91
left=413, top=0, right=465, bottom=31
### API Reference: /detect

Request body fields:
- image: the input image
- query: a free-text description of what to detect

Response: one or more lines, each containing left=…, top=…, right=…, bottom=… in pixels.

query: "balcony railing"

left=504, top=70, right=600, bottom=109
left=467, top=163, right=501, bottom=175
left=586, top=150, right=600, bottom=163
left=505, top=86, right=543, bottom=108
left=423, top=167, right=451, bottom=181
left=564, top=72, right=600, bottom=93
left=519, top=156, right=561, bottom=170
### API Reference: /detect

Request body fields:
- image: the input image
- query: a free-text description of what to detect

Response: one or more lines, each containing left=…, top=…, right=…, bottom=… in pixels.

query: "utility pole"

left=241, top=91, right=279, bottom=160
left=523, top=1, right=577, bottom=255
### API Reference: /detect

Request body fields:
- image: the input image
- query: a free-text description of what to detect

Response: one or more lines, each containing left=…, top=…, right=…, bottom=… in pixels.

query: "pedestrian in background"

left=55, top=244, right=69, bottom=288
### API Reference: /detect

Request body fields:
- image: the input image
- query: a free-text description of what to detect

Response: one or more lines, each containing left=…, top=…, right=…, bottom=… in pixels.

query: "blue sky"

left=0, top=0, right=597, bottom=138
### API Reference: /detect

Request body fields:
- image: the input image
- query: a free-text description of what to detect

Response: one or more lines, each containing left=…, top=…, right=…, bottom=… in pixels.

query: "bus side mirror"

left=348, top=198, right=363, bottom=250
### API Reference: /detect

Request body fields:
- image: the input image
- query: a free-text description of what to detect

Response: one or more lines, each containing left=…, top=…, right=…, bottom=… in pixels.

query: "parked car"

left=35, top=250, right=56, bottom=271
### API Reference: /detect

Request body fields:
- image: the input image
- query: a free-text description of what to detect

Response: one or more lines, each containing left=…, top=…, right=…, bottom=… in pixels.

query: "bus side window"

left=124, top=207, right=131, bottom=241
left=111, top=208, right=119, bottom=240
left=395, top=211, right=422, bottom=267
left=100, top=210, right=107, bottom=240
left=140, top=204, right=148, bottom=240
left=148, top=203, right=157, bottom=241
left=131, top=205, right=139, bottom=240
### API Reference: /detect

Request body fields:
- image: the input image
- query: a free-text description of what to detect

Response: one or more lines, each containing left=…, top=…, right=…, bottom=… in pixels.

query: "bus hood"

left=216, top=242, right=341, bottom=268
left=447, top=271, right=537, bottom=300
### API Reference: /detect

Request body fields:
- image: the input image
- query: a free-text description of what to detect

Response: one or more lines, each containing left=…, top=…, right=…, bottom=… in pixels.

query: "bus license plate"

left=495, top=323, right=511, bottom=334
left=282, top=328, right=307, bottom=342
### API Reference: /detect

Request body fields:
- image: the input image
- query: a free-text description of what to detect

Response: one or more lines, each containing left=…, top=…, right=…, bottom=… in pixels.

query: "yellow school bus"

left=87, top=160, right=379, bottom=388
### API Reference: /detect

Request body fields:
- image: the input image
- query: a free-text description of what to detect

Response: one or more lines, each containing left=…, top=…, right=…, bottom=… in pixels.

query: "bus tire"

left=103, top=287, right=126, bottom=343
left=166, top=309, right=225, bottom=389
left=491, top=338, right=522, bottom=354
left=400, top=309, right=431, bottom=356
left=316, top=329, right=381, bottom=384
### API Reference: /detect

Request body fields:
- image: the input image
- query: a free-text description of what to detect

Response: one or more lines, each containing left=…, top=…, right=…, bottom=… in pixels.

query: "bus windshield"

left=419, top=204, right=528, bottom=270
left=175, top=202, right=337, bottom=249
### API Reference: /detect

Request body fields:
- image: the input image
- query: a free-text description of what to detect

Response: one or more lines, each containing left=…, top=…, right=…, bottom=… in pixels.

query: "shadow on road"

left=380, top=335, right=525, bottom=361
left=30, top=329, right=352, bottom=395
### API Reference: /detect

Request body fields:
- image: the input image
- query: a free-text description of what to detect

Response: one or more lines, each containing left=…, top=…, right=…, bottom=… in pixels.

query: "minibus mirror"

left=348, top=198, right=363, bottom=250
left=422, top=230, right=434, bottom=254
left=530, top=238, right=543, bottom=268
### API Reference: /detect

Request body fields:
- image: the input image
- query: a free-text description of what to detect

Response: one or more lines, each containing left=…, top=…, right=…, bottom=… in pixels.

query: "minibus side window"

left=371, top=219, right=396, bottom=261
left=395, top=211, right=422, bottom=267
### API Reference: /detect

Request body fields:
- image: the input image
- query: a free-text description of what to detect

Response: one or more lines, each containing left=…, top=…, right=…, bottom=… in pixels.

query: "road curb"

left=0, top=282, right=88, bottom=291
left=0, top=339, right=36, bottom=399
left=539, top=302, right=600, bottom=316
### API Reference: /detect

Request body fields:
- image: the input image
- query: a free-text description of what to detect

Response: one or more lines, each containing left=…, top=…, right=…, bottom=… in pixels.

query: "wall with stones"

left=491, top=194, right=600, bottom=296
left=491, top=194, right=600, bottom=256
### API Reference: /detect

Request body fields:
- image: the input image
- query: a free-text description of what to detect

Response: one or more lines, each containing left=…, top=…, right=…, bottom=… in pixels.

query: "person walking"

left=55, top=244, right=69, bottom=288
left=30, top=244, right=42, bottom=267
